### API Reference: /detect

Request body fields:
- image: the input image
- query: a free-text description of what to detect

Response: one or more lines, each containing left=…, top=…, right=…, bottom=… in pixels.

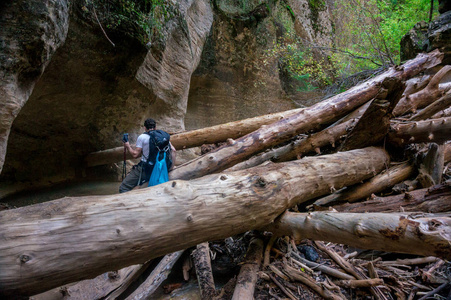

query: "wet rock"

left=297, top=245, right=320, bottom=262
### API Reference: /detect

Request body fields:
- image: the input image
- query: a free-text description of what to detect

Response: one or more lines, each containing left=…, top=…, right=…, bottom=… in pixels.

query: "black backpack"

left=144, top=130, right=173, bottom=171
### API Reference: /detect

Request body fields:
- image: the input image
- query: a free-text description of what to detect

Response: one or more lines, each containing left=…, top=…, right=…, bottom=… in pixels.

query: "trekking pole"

left=122, top=145, right=126, bottom=180
left=122, top=133, right=128, bottom=180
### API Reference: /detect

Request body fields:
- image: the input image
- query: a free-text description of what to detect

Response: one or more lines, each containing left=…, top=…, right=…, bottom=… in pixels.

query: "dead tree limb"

left=393, top=65, right=451, bottom=116
left=332, top=181, right=451, bottom=213
left=231, top=238, right=264, bottom=300
left=402, top=74, right=431, bottom=98
left=282, top=263, right=345, bottom=300
left=227, top=118, right=356, bottom=172
left=409, top=90, right=451, bottom=121
left=314, top=241, right=387, bottom=300
left=192, top=243, right=216, bottom=299
left=335, top=278, right=384, bottom=288
left=312, top=162, right=414, bottom=207
left=432, top=106, right=451, bottom=118
left=388, top=117, right=451, bottom=146
left=125, top=250, right=184, bottom=300
left=265, top=211, right=451, bottom=259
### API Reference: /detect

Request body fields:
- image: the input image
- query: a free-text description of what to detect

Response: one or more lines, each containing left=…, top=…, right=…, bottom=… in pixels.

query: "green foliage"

left=333, top=0, right=439, bottom=71
left=262, top=32, right=334, bottom=90
left=81, top=0, right=175, bottom=45
left=261, top=0, right=438, bottom=90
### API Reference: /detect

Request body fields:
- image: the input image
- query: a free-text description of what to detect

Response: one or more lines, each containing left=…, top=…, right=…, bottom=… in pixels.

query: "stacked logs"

left=1, top=50, right=450, bottom=299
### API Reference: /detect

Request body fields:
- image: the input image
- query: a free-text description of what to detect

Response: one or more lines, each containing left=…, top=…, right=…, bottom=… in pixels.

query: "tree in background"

left=262, top=0, right=439, bottom=91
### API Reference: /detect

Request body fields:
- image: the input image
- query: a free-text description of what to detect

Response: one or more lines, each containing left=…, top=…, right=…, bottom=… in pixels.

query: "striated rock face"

left=136, top=0, right=214, bottom=131
left=185, top=0, right=334, bottom=129
left=0, top=0, right=334, bottom=187
left=0, top=0, right=70, bottom=175
left=0, top=0, right=213, bottom=185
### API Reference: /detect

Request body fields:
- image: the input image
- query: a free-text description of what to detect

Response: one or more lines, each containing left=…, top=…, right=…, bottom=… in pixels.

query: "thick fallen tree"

left=84, top=50, right=443, bottom=169
left=0, top=147, right=390, bottom=297
left=264, top=211, right=451, bottom=259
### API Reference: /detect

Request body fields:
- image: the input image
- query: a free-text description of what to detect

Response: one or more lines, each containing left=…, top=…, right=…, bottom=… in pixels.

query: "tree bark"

left=416, top=143, right=445, bottom=187
left=231, top=238, right=264, bottom=300
left=265, top=211, right=451, bottom=259
left=339, top=77, right=405, bottom=151
left=332, top=182, right=451, bottom=213
left=388, top=117, right=451, bottom=146
left=431, top=106, right=451, bottom=119
left=125, top=251, right=184, bottom=300
left=30, top=264, right=146, bottom=300
left=192, top=243, right=216, bottom=299
left=401, top=74, right=431, bottom=99
left=393, top=65, right=451, bottom=116
left=0, top=147, right=389, bottom=297
left=312, top=162, right=415, bottom=207
left=409, top=90, right=451, bottom=121
left=227, top=118, right=356, bottom=172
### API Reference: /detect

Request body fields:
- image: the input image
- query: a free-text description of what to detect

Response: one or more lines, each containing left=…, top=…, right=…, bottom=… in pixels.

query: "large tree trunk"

left=0, top=148, right=389, bottom=297
left=84, top=50, right=443, bottom=169
left=265, top=211, right=451, bottom=259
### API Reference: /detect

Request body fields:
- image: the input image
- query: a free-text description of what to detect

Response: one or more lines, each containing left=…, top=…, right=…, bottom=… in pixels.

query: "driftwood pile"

left=1, top=50, right=450, bottom=299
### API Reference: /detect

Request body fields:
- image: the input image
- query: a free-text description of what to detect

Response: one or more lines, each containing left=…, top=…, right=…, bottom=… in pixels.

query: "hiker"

left=119, top=118, right=176, bottom=193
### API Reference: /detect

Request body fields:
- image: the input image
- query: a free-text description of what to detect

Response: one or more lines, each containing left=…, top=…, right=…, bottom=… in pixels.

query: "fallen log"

left=170, top=84, right=381, bottom=180
left=431, top=106, right=451, bottom=118
left=332, top=181, right=451, bottom=213
left=30, top=264, right=146, bottom=300
left=192, top=243, right=216, bottom=299
left=312, top=162, right=415, bottom=207
left=125, top=250, right=184, bottom=300
left=170, top=52, right=442, bottom=181
left=409, top=90, right=451, bottom=121
left=84, top=108, right=305, bottom=167
left=265, top=211, right=451, bottom=259
left=85, top=50, right=443, bottom=169
left=313, top=143, right=451, bottom=208
left=0, top=147, right=389, bottom=297
left=393, top=65, right=451, bottom=116
left=227, top=118, right=355, bottom=172
left=388, top=117, right=451, bottom=146
left=231, top=238, right=264, bottom=300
